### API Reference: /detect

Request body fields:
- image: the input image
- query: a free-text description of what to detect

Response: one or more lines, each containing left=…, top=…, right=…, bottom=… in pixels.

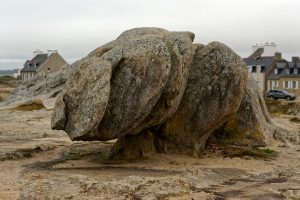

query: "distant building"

left=20, top=49, right=68, bottom=82
left=243, top=43, right=278, bottom=93
left=267, top=56, right=300, bottom=97
left=244, top=43, right=300, bottom=97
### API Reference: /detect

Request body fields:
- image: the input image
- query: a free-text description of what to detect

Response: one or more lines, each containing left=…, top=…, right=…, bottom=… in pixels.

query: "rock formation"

left=1, top=64, right=71, bottom=107
left=51, top=27, right=277, bottom=159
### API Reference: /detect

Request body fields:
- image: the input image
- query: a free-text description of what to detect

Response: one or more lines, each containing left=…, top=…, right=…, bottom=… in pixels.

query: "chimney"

left=274, top=52, right=282, bottom=61
left=292, top=56, right=299, bottom=63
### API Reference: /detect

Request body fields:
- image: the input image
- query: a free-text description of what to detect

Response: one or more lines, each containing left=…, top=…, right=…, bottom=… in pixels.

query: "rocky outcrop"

left=1, top=64, right=71, bottom=107
left=51, top=27, right=276, bottom=159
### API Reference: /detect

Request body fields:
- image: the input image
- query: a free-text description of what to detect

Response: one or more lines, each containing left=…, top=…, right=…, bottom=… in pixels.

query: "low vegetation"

left=265, top=99, right=300, bottom=115
left=289, top=117, right=300, bottom=123
left=207, top=142, right=278, bottom=160
left=10, top=100, right=46, bottom=111
left=208, top=128, right=279, bottom=160
left=222, top=146, right=278, bottom=160
left=0, top=75, right=18, bottom=85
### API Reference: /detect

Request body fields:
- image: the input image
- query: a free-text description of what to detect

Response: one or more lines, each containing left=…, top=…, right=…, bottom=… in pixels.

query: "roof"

left=276, top=63, right=287, bottom=69
left=268, top=69, right=285, bottom=80
left=269, top=61, right=300, bottom=80
left=288, top=62, right=300, bottom=68
left=288, top=62, right=295, bottom=68
left=243, top=57, right=274, bottom=67
left=21, top=54, right=49, bottom=72
left=245, top=47, right=300, bottom=80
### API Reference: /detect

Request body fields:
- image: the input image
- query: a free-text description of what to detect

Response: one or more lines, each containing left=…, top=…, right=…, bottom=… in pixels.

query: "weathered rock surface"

left=212, top=79, right=277, bottom=147
left=51, top=27, right=277, bottom=159
left=52, top=28, right=195, bottom=141
left=158, top=42, right=247, bottom=156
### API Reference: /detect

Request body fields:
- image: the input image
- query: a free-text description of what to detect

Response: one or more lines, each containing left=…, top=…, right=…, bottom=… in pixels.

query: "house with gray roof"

left=21, top=49, right=68, bottom=81
left=243, top=43, right=279, bottom=93
left=267, top=56, right=300, bottom=97
left=244, top=43, right=300, bottom=97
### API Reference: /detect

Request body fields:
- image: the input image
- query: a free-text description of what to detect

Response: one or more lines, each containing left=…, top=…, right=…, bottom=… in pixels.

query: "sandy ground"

left=0, top=109, right=299, bottom=200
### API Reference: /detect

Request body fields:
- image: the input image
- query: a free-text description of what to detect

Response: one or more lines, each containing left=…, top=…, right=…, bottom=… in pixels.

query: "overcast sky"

left=1, top=0, right=300, bottom=70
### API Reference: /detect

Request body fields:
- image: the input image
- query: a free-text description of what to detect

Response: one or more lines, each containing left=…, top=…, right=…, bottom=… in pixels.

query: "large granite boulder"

left=110, top=42, right=248, bottom=159
left=51, top=27, right=275, bottom=160
left=52, top=28, right=195, bottom=141
left=156, top=42, right=248, bottom=156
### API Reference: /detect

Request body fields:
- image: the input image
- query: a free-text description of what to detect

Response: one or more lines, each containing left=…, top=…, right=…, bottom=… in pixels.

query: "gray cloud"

left=1, top=0, right=300, bottom=69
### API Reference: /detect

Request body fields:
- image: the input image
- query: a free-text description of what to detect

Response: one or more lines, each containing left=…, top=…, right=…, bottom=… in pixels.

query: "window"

left=291, top=81, right=299, bottom=89
left=284, top=81, right=296, bottom=89
left=290, top=68, right=294, bottom=74
left=274, top=68, right=278, bottom=74
left=284, top=81, right=289, bottom=89
left=261, top=66, right=266, bottom=72
left=248, top=66, right=251, bottom=72
left=293, top=81, right=297, bottom=89
left=252, top=66, right=257, bottom=73
left=271, top=81, right=276, bottom=89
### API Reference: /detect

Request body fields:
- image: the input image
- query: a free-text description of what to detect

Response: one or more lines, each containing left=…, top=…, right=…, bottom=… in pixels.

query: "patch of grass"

left=207, top=122, right=278, bottom=160
left=10, top=99, right=45, bottom=111
left=223, top=146, right=278, bottom=160
left=290, top=117, right=300, bottom=123
left=0, top=76, right=17, bottom=85
left=265, top=99, right=300, bottom=115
